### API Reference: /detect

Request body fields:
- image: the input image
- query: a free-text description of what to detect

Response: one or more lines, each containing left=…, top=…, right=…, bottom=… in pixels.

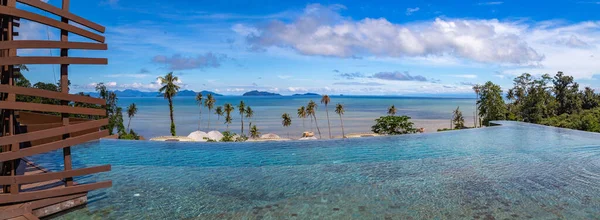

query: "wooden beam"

left=0, top=165, right=111, bottom=185
left=0, top=57, right=107, bottom=65
left=0, top=85, right=105, bottom=105
left=28, top=193, right=85, bottom=210
left=0, top=130, right=108, bottom=162
left=0, top=6, right=104, bottom=42
left=16, top=0, right=105, bottom=32
left=0, top=119, right=107, bottom=145
left=0, top=40, right=107, bottom=50
left=0, top=181, right=112, bottom=204
left=0, top=101, right=106, bottom=116
left=0, top=203, right=32, bottom=220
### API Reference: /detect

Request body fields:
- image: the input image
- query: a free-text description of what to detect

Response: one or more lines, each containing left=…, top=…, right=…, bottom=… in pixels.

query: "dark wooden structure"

left=0, top=0, right=111, bottom=218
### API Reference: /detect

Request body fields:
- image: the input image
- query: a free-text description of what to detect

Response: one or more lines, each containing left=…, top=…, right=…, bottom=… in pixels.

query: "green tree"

left=472, top=85, right=481, bottom=127
left=245, top=106, right=254, bottom=133
left=238, top=101, right=246, bottom=135
left=582, top=87, right=599, bottom=110
left=282, top=113, right=292, bottom=138
left=477, top=81, right=506, bottom=126
left=452, top=106, right=465, bottom=129
left=215, top=106, right=224, bottom=121
left=371, top=115, right=417, bottom=135
left=321, top=95, right=332, bottom=139
left=387, top=105, right=397, bottom=116
left=509, top=73, right=557, bottom=123
left=335, top=103, right=345, bottom=138
left=224, top=103, right=234, bottom=130
left=553, top=71, right=582, bottom=115
left=126, top=103, right=138, bottom=132
left=158, top=72, right=180, bottom=136
left=205, top=94, right=215, bottom=129
left=307, top=100, right=322, bottom=138
left=195, top=93, right=204, bottom=130
left=250, top=125, right=261, bottom=138
left=297, top=106, right=307, bottom=131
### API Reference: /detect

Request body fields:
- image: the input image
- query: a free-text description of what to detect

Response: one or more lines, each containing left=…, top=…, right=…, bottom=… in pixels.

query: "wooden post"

left=6, top=0, right=18, bottom=194
left=61, top=0, right=73, bottom=187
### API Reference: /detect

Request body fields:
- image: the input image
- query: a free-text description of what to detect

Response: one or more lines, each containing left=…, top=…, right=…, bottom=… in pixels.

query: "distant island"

left=242, top=90, right=282, bottom=96
left=292, top=93, right=320, bottom=96
left=86, top=89, right=222, bottom=98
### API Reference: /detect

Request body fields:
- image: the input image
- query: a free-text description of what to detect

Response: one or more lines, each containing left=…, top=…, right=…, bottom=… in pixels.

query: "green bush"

left=371, top=115, right=417, bottom=135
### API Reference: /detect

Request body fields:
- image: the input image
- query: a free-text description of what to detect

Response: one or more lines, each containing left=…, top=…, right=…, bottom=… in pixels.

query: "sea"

left=117, top=96, right=477, bottom=139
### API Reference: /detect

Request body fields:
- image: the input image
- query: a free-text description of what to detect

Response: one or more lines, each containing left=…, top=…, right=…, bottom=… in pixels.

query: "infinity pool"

left=30, top=121, right=600, bottom=219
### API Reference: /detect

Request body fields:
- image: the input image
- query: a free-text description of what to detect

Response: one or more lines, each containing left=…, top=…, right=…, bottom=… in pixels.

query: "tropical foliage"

left=158, top=72, right=180, bottom=136
left=307, top=100, right=322, bottom=138
left=282, top=113, right=292, bottom=138
left=321, top=95, right=332, bottom=138
left=476, top=81, right=506, bottom=126
left=452, top=106, right=465, bottom=129
left=335, top=103, right=345, bottom=138
left=371, top=115, right=418, bottom=135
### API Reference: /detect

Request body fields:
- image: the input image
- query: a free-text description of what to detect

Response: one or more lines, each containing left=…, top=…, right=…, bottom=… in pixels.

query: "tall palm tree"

left=250, top=125, right=260, bottom=139
left=195, top=93, right=203, bottom=130
left=335, top=103, right=345, bottom=138
left=158, top=72, right=180, bottom=136
left=215, top=106, right=224, bottom=121
left=224, top=103, right=234, bottom=131
left=388, top=105, right=397, bottom=116
left=297, top=106, right=307, bottom=131
left=473, top=84, right=481, bottom=128
left=245, top=106, right=254, bottom=133
left=321, top=95, right=332, bottom=139
left=204, top=94, right=215, bottom=130
left=238, top=101, right=246, bottom=135
left=282, top=113, right=292, bottom=138
left=307, top=100, right=322, bottom=138
left=126, top=103, right=138, bottom=132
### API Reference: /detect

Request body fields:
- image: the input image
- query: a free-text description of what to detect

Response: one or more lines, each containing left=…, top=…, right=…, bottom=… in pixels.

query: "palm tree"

left=224, top=103, right=234, bottom=131
left=126, top=103, right=138, bottom=132
left=452, top=106, right=465, bottom=129
left=158, top=72, right=180, bottom=136
left=215, top=106, right=224, bottom=121
left=473, top=84, right=481, bottom=128
left=307, top=100, right=322, bottom=138
left=282, top=113, right=292, bottom=138
left=250, top=125, right=260, bottom=139
left=195, top=93, right=203, bottom=130
left=388, top=105, right=397, bottom=116
left=335, top=103, right=345, bottom=138
left=245, top=106, right=254, bottom=133
left=297, top=106, right=307, bottom=131
left=204, top=94, right=215, bottom=130
left=238, top=101, right=246, bottom=135
left=321, top=95, right=332, bottom=139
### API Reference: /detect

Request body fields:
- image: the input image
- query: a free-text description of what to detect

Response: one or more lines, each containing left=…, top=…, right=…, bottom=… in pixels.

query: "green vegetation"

left=250, top=124, right=261, bottom=138
left=215, top=106, right=224, bottom=121
left=307, top=100, right=321, bottom=138
left=158, top=72, right=180, bottom=136
left=205, top=94, right=215, bottom=129
left=297, top=106, right=307, bottom=131
left=238, top=101, right=246, bottom=135
left=371, top=115, right=417, bottom=135
left=223, top=103, right=234, bottom=130
left=245, top=106, right=254, bottom=134
left=321, top=95, right=332, bottom=139
left=282, top=113, right=292, bottom=138
left=452, top=106, right=465, bottom=129
left=335, top=103, right=345, bottom=138
left=126, top=103, right=137, bottom=132
left=387, top=105, right=397, bottom=116
left=195, top=93, right=203, bottom=130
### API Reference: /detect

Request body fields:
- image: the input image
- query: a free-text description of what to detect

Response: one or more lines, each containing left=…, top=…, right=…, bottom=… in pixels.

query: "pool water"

left=30, top=121, right=600, bottom=219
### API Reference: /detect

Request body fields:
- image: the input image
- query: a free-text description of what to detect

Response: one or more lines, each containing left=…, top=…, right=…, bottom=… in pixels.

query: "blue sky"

left=16, top=0, right=600, bottom=95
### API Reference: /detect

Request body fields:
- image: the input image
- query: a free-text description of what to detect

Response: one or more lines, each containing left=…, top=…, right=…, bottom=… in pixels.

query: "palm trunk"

left=325, top=105, right=331, bottom=139
left=127, top=117, right=131, bottom=132
left=248, top=122, right=252, bottom=134
left=339, top=114, right=345, bottom=138
left=240, top=116, right=244, bottom=135
left=475, top=94, right=479, bottom=128
left=207, top=109, right=211, bottom=130
left=302, top=117, right=305, bottom=131
left=313, top=114, right=321, bottom=139
left=169, top=98, right=176, bottom=136
left=198, top=109, right=202, bottom=131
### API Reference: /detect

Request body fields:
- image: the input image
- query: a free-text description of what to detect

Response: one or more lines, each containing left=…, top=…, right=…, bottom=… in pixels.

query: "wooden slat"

left=0, top=6, right=104, bottom=42
left=0, top=130, right=108, bottom=162
left=16, top=0, right=105, bottom=33
left=0, top=85, right=105, bottom=105
left=0, top=118, right=107, bottom=145
left=0, top=181, right=112, bottom=204
left=28, top=193, right=85, bottom=210
left=22, top=213, right=39, bottom=220
left=0, top=40, right=107, bottom=50
left=0, top=101, right=106, bottom=116
left=0, top=57, right=107, bottom=65
left=0, top=165, right=111, bottom=185
left=0, top=203, right=32, bottom=220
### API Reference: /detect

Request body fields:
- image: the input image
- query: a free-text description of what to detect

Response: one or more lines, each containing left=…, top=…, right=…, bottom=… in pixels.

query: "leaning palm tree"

left=335, top=103, right=345, bottom=138
left=472, top=84, right=481, bottom=128
left=126, top=103, right=138, bottom=132
left=321, top=95, right=332, bottom=139
left=238, top=101, right=246, bottom=135
left=282, top=113, right=292, bottom=138
left=215, top=106, right=224, bottom=121
left=195, top=93, right=203, bottom=130
left=307, top=100, right=322, bottom=138
left=388, top=105, right=397, bottom=116
left=224, top=103, right=234, bottom=131
left=158, top=72, right=180, bottom=136
left=245, top=106, right=254, bottom=133
left=297, top=106, right=307, bottom=131
left=204, top=94, right=215, bottom=130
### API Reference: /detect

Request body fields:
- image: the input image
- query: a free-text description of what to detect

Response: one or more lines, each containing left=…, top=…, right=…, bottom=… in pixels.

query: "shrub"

left=371, top=115, right=417, bottom=135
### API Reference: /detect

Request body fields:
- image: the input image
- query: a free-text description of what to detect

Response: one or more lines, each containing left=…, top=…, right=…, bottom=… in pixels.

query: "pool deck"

left=0, top=160, right=87, bottom=219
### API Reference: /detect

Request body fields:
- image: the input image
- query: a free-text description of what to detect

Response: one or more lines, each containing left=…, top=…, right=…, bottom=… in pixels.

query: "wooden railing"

left=0, top=0, right=111, bottom=206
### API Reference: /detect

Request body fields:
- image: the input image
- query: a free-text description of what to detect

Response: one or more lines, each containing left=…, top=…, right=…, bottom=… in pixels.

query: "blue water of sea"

left=30, top=121, right=600, bottom=219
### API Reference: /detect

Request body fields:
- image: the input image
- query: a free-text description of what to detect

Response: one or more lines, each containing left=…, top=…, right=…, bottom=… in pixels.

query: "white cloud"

left=106, top=74, right=151, bottom=78
left=406, top=7, right=420, bottom=16
left=288, top=87, right=308, bottom=92
left=277, top=75, right=293, bottom=79
left=240, top=4, right=543, bottom=65
left=451, top=74, right=478, bottom=79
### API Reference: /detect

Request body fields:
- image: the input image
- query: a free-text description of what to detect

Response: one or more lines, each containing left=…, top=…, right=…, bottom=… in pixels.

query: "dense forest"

left=476, top=72, right=600, bottom=132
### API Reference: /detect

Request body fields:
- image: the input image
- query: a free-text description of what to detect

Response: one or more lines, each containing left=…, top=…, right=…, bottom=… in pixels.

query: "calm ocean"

left=118, top=96, right=477, bottom=139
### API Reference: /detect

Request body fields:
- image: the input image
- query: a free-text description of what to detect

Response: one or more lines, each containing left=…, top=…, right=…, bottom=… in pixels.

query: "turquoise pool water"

left=30, top=121, right=600, bottom=219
